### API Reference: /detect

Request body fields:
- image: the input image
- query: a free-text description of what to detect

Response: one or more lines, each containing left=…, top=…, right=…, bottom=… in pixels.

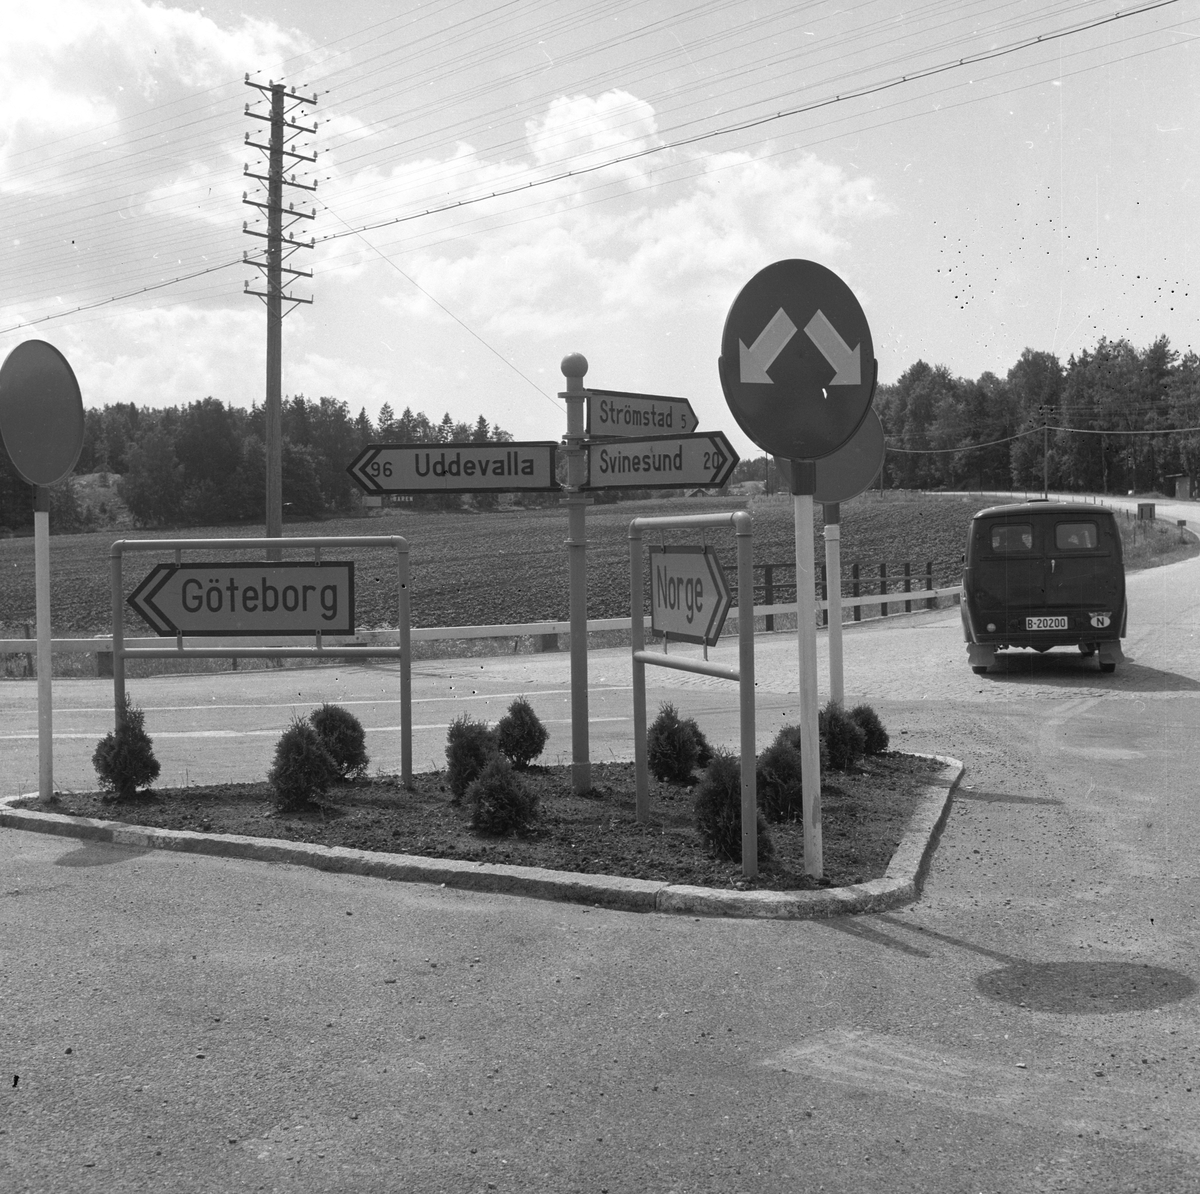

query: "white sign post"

left=719, top=260, right=876, bottom=879
left=0, top=341, right=85, bottom=801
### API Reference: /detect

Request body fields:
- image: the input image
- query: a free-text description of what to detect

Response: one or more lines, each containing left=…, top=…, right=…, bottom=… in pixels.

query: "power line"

left=316, top=0, right=1180, bottom=246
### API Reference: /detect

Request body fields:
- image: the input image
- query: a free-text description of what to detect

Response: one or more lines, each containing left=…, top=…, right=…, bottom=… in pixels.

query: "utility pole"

left=243, top=76, right=318, bottom=545
left=1037, top=403, right=1053, bottom=497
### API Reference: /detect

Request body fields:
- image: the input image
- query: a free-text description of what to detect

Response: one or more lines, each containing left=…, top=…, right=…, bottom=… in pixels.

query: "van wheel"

left=1099, top=660, right=1116, bottom=674
left=971, top=665, right=990, bottom=676
left=1079, top=643, right=1096, bottom=657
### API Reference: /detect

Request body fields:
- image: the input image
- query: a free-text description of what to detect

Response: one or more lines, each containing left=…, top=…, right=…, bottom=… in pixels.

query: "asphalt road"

left=2, top=495, right=1199, bottom=1191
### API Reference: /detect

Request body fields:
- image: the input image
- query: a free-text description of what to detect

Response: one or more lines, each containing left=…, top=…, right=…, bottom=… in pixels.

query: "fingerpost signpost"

left=0, top=340, right=85, bottom=800
left=346, top=359, right=740, bottom=794
left=720, top=259, right=877, bottom=878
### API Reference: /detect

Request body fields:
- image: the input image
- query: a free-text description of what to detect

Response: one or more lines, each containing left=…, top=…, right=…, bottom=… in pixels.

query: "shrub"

left=92, top=696, right=161, bottom=802
left=467, top=755, right=539, bottom=836
left=755, top=737, right=805, bottom=823
left=820, top=701, right=867, bottom=771
left=694, top=749, right=773, bottom=863
left=309, top=703, right=369, bottom=779
left=647, top=702, right=700, bottom=782
left=446, top=713, right=498, bottom=799
left=850, top=703, right=889, bottom=755
left=496, top=697, right=549, bottom=769
left=682, top=717, right=713, bottom=768
left=268, top=717, right=338, bottom=810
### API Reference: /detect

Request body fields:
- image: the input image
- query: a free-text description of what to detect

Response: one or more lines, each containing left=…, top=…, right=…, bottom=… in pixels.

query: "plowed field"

left=1, top=491, right=996, bottom=634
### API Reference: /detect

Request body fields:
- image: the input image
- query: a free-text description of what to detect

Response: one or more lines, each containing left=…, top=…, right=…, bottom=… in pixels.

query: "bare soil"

left=25, top=752, right=942, bottom=891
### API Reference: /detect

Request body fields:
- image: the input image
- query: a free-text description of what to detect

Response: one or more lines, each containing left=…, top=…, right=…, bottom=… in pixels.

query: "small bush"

left=647, top=702, right=700, bottom=782
left=269, top=717, right=338, bottom=810
left=446, top=714, right=498, bottom=799
left=496, top=697, right=549, bottom=769
left=309, top=703, right=369, bottom=779
left=694, top=749, right=773, bottom=863
left=820, top=701, right=867, bottom=771
left=755, top=737, right=805, bottom=823
left=92, top=696, right=161, bottom=802
left=682, top=717, right=713, bottom=768
left=850, top=704, right=889, bottom=755
left=468, top=755, right=539, bottom=836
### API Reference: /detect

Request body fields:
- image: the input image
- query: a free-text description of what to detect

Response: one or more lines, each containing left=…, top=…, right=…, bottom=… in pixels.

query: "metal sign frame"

left=110, top=535, right=413, bottom=786
left=629, top=511, right=758, bottom=879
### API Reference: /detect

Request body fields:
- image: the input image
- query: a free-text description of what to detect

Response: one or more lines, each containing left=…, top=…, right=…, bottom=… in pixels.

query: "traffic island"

left=0, top=755, right=962, bottom=919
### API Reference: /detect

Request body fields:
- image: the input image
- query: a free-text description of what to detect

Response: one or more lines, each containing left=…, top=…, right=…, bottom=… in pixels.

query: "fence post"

left=904, top=561, right=912, bottom=613
left=820, top=562, right=828, bottom=627
left=852, top=563, right=861, bottom=621
left=880, top=561, right=888, bottom=617
left=764, top=563, right=774, bottom=632
left=925, top=561, right=935, bottom=610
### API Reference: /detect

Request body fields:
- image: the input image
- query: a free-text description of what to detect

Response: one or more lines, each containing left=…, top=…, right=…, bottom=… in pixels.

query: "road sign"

left=719, top=259, right=875, bottom=460
left=128, top=562, right=355, bottom=636
left=648, top=546, right=732, bottom=645
left=347, top=441, right=558, bottom=494
left=775, top=406, right=886, bottom=503
left=583, top=431, right=737, bottom=491
left=586, top=388, right=699, bottom=438
left=0, top=339, right=85, bottom=486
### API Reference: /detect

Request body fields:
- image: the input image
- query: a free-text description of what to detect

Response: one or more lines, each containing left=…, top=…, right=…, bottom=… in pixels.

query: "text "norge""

left=655, top=562, right=704, bottom=624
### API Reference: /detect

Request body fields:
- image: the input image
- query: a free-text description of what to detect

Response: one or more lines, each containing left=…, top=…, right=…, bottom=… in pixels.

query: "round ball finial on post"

left=560, top=353, right=588, bottom=392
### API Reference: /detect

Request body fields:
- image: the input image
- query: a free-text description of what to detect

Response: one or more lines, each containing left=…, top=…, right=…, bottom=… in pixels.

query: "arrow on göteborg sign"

left=739, top=307, right=861, bottom=387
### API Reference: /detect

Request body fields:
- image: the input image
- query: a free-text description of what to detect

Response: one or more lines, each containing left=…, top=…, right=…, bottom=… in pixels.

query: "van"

left=961, top=500, right=1126, bottom=675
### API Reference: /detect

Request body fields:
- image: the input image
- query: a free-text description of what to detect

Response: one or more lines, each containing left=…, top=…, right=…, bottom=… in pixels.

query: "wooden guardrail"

left=0, top=585, right=964, bottom=674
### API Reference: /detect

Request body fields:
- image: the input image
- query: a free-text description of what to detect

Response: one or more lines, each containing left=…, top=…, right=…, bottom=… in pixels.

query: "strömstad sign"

left=585, top=388, right=699, bottom=438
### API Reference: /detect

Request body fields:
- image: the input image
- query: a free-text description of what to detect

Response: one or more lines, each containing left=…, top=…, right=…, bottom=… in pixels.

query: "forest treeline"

left=2, top=334, right=1197, bottom=533
left=874, top=336, right=1198, bottom=493
left=0, top=396, right=511, bottom=532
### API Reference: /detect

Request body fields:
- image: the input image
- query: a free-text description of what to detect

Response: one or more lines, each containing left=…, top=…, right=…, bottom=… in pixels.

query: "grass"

left=21, top=752, right=944, bottom=892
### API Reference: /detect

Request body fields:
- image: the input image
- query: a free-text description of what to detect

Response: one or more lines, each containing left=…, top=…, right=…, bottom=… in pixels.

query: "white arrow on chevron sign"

left=804, top=309, right=861, bottom=385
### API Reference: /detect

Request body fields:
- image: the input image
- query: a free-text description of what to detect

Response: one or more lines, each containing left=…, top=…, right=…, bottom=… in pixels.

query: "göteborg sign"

left=128, top=562, right=355, bottom=636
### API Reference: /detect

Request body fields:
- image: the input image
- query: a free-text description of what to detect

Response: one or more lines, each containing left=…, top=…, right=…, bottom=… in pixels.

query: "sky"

left=1, top=0, right=1195, bottom=464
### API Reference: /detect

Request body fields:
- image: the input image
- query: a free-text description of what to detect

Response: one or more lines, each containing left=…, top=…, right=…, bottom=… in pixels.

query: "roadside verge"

left=0, top=754, right=962, bottom=919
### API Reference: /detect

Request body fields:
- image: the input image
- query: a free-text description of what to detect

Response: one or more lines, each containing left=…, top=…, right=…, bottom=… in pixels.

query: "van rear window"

left=991, top=524, right=1033, bottom=553
left=1055, top=522, right=1098, bottom=550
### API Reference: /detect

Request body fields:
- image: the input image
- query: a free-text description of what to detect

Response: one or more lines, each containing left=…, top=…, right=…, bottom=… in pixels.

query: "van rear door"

left=1045, top=515, right=1122, bottom=608
left=972, top=518, right=1045, bottom=610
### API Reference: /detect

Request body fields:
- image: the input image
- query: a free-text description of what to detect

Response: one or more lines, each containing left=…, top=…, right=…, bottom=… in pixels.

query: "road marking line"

left=0, top=717, right=631, bottom=742
left=8, top=685, right=634, bottom=718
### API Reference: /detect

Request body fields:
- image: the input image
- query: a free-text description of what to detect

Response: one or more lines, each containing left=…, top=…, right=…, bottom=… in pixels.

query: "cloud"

left=0, top=1, right=308, bottom=169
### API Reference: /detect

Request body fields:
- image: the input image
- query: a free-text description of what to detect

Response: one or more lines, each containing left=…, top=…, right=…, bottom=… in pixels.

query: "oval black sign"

left=0, top=340, right=85, bottom=487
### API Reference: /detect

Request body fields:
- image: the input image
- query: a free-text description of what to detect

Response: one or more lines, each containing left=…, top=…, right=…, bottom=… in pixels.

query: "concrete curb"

left=0, top=754, right=962, bottom=919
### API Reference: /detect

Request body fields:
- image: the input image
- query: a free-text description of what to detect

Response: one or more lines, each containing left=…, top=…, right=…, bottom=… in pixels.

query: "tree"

left=119, top=426, right=184, bottom=527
